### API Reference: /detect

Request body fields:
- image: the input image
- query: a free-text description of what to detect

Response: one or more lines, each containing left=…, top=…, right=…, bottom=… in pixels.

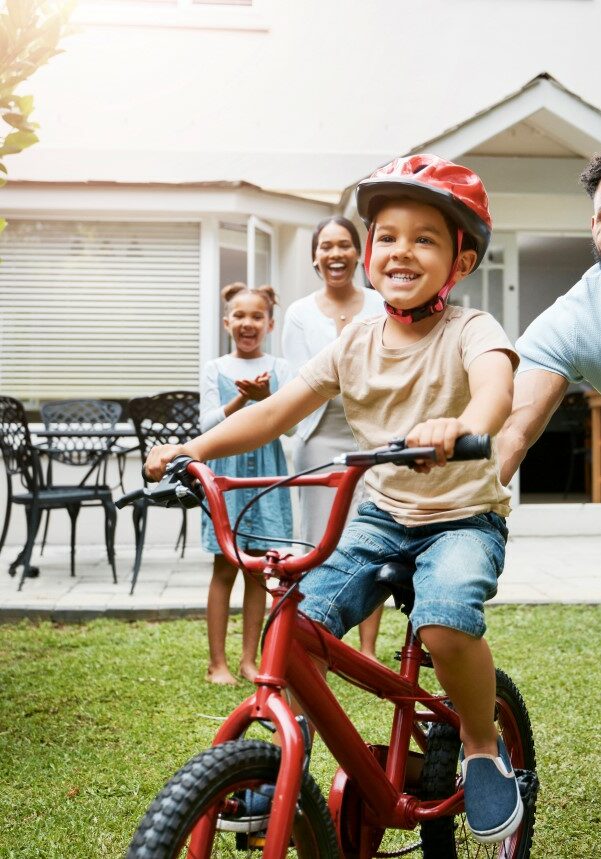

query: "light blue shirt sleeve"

left=516, top=264, right=601, bottom=388
left=200, top=360, right=226, bottom=433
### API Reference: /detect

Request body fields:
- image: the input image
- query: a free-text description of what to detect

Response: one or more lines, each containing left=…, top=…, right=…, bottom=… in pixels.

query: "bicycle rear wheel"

left=419, top=669, right=538, bottom=859
left=126, top=739, right=340, bottom=859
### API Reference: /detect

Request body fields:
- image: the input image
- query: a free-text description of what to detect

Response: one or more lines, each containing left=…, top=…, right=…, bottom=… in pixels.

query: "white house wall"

left=7, top=0, right=601, bottom=196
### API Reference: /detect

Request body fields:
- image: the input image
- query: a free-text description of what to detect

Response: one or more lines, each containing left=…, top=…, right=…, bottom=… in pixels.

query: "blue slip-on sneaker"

left=461, top=737, right=524, bottom=844
left=216, top=785, right=274, bottom=833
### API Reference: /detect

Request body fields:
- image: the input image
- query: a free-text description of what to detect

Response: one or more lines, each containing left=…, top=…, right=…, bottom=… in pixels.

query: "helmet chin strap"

left=365, top=228, right=464, bottom=325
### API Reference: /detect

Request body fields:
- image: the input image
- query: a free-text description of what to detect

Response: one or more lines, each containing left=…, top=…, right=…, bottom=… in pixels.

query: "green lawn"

left=0, top=605, right=599, bottom=858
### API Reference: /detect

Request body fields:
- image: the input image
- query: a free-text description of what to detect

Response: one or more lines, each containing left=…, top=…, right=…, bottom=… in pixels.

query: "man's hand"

left=235, top=371, right=271, bottom=402
left=144, top=443, right=185, bottom=482
left=405, top=417, right=471, bottom=473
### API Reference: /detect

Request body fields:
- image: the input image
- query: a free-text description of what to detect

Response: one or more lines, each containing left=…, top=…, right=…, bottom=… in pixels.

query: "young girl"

left=201, top=282, right=293, bottom=685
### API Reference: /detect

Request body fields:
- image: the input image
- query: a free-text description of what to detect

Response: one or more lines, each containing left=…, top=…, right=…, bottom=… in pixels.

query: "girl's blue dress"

left=201, top=365, right=293, bottom=554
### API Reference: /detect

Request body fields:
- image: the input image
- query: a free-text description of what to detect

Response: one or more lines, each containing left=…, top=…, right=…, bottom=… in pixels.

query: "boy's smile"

left=369, top=200, right=456, bottom=311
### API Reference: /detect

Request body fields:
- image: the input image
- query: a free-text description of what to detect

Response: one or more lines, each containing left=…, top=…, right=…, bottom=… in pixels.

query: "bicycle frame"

left=185, top=460, right=466, bottom=859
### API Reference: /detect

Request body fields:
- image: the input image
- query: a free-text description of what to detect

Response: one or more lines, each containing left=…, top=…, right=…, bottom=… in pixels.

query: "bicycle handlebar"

left=116, top=435, right=490, bottom=574
left=115, top=456, right=199, bottom=510
left=336, top=432, right=491, bottom=467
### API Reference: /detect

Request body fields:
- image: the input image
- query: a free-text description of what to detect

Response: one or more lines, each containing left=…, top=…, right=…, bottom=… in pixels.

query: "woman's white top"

left=201, top=353, right=293, bottom=433
left=282, top=288, right=384, bottom=441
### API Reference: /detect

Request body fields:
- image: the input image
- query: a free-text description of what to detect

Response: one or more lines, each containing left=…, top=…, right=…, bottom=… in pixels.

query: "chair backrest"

left=40, top=399, right=123, bottom=466
left=0, top=395, right=39, bottom=492
left=127, top=391, right=200, bottom=462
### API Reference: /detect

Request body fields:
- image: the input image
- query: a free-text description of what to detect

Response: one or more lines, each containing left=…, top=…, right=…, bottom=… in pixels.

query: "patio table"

left=32, top=425, right=140, bottom=489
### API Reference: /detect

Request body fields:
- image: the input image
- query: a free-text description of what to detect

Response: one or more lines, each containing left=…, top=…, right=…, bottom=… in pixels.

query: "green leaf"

left=0, top=128, right=38, bottom=155
left=12, top=94, right=34, bottom=117
left=0, top=162, right=8, bottom=173
left=0, top=218, right=6, bottom=234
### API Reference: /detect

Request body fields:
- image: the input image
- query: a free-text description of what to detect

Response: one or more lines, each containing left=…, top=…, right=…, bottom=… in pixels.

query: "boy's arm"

left=145, top=377, right=327, bottom=481
left=405, top=350, right=514, bottom=468
left=497, top=369, right=568, bottom=485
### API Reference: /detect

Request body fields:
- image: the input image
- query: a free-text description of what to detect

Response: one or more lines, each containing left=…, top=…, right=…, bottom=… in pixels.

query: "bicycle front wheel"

left=420, top=669, right=538, bottom=859
left=126, top=739, right=341, bottom=859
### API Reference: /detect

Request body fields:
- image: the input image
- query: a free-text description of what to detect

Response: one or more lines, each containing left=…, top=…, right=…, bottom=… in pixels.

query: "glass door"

left=448, top=232, right=518, bottom=342
left=218, top=217, right=275, bottom=355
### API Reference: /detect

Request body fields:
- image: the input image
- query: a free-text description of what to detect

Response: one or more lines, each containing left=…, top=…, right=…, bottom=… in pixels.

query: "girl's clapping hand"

left=235, top=372, right=271, bottom=401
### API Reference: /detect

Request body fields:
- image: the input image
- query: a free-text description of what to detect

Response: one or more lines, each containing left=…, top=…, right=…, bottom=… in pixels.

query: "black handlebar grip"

left=115, top=488, right=146, bottom=509
left=450, top=434, right=491, bottom=461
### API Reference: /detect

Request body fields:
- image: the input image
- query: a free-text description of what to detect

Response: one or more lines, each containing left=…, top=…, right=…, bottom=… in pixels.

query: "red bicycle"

left=118, top=435, right=538, bottom=859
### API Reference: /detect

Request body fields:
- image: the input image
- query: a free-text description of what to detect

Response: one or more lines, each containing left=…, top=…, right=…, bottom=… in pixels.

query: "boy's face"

left=369, top=200, right=474, bottom=310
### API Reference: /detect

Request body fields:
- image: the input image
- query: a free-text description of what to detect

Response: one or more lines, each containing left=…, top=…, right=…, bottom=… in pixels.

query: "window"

left=0, top=220, right=201, bottom=403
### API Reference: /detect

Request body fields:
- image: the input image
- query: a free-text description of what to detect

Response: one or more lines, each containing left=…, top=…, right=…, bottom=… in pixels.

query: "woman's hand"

left=144, top=443, right=185, bottom=482
left=235, top=372, right=271, bottom=402
left=405, top=417, right=471, bottom=473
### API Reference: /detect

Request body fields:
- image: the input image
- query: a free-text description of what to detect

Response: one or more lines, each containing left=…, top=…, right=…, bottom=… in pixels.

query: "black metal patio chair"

left=126, top=391, right=200, bottom=594
left=0, top=395, right=118, bottom=590
left=38, top=398, right=125, bottom=556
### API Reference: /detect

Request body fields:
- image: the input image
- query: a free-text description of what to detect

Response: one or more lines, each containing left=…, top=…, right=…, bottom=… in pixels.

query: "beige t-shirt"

left=299, top=306, right=519, bottom=526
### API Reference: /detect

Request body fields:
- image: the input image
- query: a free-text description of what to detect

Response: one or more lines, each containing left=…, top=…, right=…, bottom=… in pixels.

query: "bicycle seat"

left=374, top=561, right=415, bottom=616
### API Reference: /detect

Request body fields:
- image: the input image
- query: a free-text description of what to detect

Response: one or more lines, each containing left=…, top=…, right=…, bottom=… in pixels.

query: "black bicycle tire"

left=126, top=738, right=340, bottom=859
left=419, top=669, right=537, bottom=859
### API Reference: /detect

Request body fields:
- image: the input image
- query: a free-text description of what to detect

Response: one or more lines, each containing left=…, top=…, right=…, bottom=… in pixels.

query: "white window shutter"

left=0, top=220, right=201, bottom=401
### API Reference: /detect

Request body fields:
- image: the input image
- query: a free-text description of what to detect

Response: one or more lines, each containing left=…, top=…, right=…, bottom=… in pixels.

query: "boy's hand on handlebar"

left=235, top=372, right=271, bottom=401
left=144, top=443, right=186, bottom=482
left=405, top=418, right=471, bottom=472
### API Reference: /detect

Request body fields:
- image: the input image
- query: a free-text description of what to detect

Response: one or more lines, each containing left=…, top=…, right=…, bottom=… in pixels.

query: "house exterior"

left=1, top=0, right=601, bottom=532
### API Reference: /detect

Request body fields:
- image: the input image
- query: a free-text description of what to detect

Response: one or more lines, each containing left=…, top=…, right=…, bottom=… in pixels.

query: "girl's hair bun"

left=221, top=282, right=279, bottom=318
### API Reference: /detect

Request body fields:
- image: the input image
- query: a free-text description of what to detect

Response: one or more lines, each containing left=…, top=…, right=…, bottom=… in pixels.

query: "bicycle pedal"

left=515, top=768, right=539, bottom=809
left=236, top=830, right=295, bottom=851
left=236, top=831, right=266, bottom=850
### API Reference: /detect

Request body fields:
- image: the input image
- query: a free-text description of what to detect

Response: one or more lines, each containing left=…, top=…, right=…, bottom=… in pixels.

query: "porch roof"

left=340, top=73, right=601, bottom=216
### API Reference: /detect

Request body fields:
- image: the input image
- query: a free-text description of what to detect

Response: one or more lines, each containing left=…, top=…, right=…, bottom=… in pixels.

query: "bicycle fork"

left=187, top=585, right=308, bottom=859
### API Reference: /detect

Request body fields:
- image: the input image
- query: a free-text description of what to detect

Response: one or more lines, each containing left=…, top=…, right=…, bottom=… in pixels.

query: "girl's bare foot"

left=206, top=665, right=238, bottom=685
left=360, top=650, right=379, bottom=662
left=239, top=661, right=259, bottom=683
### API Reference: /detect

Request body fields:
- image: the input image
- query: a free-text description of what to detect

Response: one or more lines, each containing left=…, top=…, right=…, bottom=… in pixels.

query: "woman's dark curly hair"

left=580, top=154, right=601, bottom=199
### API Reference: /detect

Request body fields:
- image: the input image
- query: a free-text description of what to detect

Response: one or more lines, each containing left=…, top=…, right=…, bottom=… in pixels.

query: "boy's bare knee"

left=419, top=624, right=477, bottom=661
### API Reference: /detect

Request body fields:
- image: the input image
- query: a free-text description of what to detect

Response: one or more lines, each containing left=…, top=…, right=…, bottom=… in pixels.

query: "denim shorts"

left=299, top=501, right=508, bottom=640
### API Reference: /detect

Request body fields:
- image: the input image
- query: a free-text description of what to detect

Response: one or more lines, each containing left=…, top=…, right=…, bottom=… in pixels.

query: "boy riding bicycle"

left=145, top=154, right=521, bottom=845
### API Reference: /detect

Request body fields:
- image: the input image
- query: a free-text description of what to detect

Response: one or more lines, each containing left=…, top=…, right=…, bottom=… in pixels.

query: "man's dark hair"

left=579, top=154, right=601, bottom=199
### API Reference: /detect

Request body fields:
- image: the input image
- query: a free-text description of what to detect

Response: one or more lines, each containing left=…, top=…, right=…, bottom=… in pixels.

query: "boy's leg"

left=410, top=513, right=523, bottom=843
left=418, top=625, right=497, bottom=755
left=239, top=567, right=267, bottom=682
left=206, top=554, right=239, bottom=685
left=358, top=604, right=384, bottom=661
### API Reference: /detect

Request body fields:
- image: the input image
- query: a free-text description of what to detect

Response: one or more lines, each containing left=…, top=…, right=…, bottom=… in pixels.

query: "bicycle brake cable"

left=231, top=459, right=336, bottom=576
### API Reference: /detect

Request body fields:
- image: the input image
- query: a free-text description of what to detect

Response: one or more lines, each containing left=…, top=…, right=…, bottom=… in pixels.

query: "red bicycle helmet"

left=356, top=154, right=492, bottom=324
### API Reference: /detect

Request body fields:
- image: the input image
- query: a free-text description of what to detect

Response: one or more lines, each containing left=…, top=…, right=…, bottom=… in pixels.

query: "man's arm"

left=497, top=369, right=568, bottom=486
